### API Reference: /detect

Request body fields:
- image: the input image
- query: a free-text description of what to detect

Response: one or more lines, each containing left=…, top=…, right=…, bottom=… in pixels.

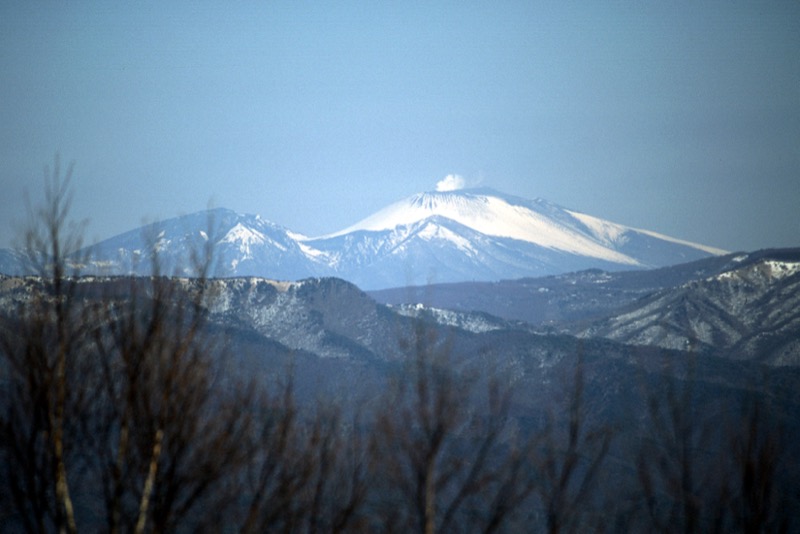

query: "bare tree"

left=631, top=355, right=794, bottom=533
left=0, top=156, right=90, bottom=533
left=639, top=358, right=792, bottom=532
left=237, top=371, right=368, bottom=533
left=528, top=351, right=612, bottom=534
left=0, top=158, right=255, bottom=532
left=635, top=355, right=716, bottom=533
left=723, top=396, right=789, bottom=534
left=368, top=323, right=534, bottom=533
left=85, top=273, right=255, bottom=533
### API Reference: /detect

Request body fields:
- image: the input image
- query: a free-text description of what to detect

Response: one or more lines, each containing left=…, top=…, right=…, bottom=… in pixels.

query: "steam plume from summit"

left=435, top=174, right=466, bottom=192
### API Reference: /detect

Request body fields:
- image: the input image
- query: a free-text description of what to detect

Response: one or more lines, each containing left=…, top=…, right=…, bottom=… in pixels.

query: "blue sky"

left=1, top=2, right=798, bottom=251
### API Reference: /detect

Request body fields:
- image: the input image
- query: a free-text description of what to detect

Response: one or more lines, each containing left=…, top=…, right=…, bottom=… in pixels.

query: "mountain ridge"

left=371, top=248, right=800, bottom=365
left=0, top=188, right=726, bottom=289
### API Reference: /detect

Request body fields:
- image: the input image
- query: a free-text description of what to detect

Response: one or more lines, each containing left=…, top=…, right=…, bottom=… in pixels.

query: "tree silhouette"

left=368, top=323, right=535, bottom=533
left=0, top=158, right=254, bottom=532
left=529, top=351, right=612, bottom=534
left=0, top=156, right=87, bottom=533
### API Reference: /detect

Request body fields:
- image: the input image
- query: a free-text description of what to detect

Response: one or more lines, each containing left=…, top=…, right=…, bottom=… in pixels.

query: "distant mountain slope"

left=370, top=251, right=754, bottom=326
left=2, top=188, right=725, bottom=289
left=205, top=276, right=405, bottom=361
left=373, top=249, right=800, bottom=366
left=79, top=208, right=324, bottom=280
left=305, top=215, right=634, bottom=290
left=0, top=249, right=32, bottom=276
left=569, top=250, right=800, bottom=365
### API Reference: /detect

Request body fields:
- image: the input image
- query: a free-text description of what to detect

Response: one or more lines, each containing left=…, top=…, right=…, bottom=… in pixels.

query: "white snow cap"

left=435, top=174, right=466, bottom=192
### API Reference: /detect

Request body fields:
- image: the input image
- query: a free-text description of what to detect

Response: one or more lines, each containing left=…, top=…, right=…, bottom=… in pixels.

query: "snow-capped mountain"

left=0, top=248, right=33, bottom=276
left=12, top=188, right=725, bottom=289
left=301, top=188, right=725, bottom=288
left=78, top=208, right=323, bottom=280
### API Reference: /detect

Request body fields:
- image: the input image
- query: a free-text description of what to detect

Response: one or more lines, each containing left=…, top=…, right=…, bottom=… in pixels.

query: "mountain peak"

left=320, top=188, right=643, bottom=265
left=323, top=188, right=539, bottom=238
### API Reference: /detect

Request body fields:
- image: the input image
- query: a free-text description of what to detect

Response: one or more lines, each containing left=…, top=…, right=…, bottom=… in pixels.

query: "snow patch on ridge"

left=287, top=230, right=309, bottom=241
left=715, top=260, right=800, bottom=281
left=221, top=223, right=288, bottom=256
left=222, top=223, right=265, bottom=247
left=297, top=240, right=330, bottom=261
left=565, top=211, right=628, bottom=245
left=635, top=228, right=728, bottom=256
left=393, top=303, right=503, bottom=333
left=566, top=210, right=727, bottom=255
left=763, top=261, right=800, bottom=278
left=417, top=222, right=476, bottom=254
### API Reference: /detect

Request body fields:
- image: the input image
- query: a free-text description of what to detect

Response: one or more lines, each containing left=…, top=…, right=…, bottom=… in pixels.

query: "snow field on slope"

left=567, top=210, right=727, bottom=256
left=324, top=192, right=641, bottom=265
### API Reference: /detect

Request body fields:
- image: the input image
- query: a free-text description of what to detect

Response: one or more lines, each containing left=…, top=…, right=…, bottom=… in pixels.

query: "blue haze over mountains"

left=7, top=188, right=728, bottom=290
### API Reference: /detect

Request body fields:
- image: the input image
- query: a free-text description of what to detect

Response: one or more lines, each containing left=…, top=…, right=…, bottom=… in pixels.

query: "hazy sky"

left=1, top=2, right=798, bottom=252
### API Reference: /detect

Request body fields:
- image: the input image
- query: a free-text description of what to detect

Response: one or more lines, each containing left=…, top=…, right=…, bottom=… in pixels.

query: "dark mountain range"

left=568, top=250, right=800, bottom=365
left=372, top=248, right=800, bottom=366
left=370, top=251, right=764, bottom=325
left=2, top=263, right=799, bottom=528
